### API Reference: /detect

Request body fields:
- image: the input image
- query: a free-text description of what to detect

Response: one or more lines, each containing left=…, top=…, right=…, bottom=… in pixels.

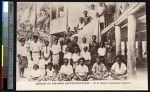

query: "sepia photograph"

left=16, top=2, right=148, bottom=90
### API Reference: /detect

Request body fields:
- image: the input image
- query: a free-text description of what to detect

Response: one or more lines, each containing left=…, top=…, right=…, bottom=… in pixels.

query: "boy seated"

left=29, top=64, right=45, bottom=81
left=73, top=57, right=88, bottom=81
left=110, top=55, right=127, bottom=80
left=44, top=62, right=55, bottom=81
left=59, top=58, right=74, bottom=81
left=87, top=57, right=109, bottom=80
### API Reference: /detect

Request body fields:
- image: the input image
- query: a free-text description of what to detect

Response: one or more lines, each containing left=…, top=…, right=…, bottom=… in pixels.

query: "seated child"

left=29, top=64, right=45, bottom=81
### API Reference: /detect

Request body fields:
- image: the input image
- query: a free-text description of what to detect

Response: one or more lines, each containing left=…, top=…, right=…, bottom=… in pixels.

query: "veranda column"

left=115, top=26, right=121, bottom=56
left=127, top=14, right=137, bottom=80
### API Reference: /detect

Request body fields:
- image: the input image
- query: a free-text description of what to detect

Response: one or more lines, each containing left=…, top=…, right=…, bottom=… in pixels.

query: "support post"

left=127, top=14, right=137, bottom=80
left=115, top=26, right=121, bottom=56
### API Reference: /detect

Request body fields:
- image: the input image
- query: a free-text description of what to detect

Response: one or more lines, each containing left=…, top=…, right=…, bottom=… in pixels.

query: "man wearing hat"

left=30, top=34, right=42, bottom=65
left=110, top=55, right=127, bottom=80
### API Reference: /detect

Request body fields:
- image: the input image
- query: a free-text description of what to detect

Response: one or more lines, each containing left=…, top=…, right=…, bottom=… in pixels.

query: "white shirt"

left=62, top=45, right=67, bottom=53
left=72, top=53, right=80, bottom=62
left=42, top=46, right=51, bottom=57
left=30, top=41, right=42, bottom=52
left=80, top=51, right=91, bottom=60
left=75, top=65, right=88, bottom=76
left=17, top=43, right=28, bottom=56
left=92, top=63, right=106, bottom=75
left=51, top=44, right=61, bottom=54
left=64, top=52, right=72, bottom=60
left=78, top=22, right=84, bottom=30
left=59, top=64, right=73, bottom=76
left=46, top=68, right=54, bottom=77
left=97, top=6, right=105, bottom=22
left=98, top=47, right=106, bottom=56
left=80, top=43, right=89, bottom=52
left=111, top=62, right=127, bottom=74
left=30, top=69, right=45, bottom=77
left=89, top=9, right=97, bottom=19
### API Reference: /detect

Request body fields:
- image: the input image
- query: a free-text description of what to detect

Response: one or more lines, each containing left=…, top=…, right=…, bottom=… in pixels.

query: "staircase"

left=77, top=18, right=99, bottom=44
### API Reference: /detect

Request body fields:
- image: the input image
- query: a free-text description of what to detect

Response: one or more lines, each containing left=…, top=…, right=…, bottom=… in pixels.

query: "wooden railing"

left=101, top=2, right=145, bottom=35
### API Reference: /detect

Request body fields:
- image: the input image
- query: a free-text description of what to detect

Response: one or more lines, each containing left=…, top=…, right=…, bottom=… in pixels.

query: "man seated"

left=110, top=55, right=127, bottom=80
left=87, top=57, right=109, bottom=80
left=59, top=58, right=74, bottom=81
left=73, top=57, right=88, bottom=81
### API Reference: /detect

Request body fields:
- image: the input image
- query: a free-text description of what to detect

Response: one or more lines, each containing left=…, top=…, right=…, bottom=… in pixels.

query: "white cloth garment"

left=42, top=46, right=51, bottom=58
left=75, top=65, right=88, bottom=76
left=80, top=51, right=91, bottom=60
left=51, top=44, right=61, bottom=65
left=80, top=43, right=89, bottom=52
left=89, top=9, right=97, bottom=19
left=64, top=52, right=72, bottom=60
left=59, top=64, right=73, bottom=76
left=72, top=53, right=80, bottom=63
left=17, top=43, right=28, bottom=56
left=97, top=6, right=105, bottom=23
left=62, top=45, right=67, bottom=53
left=111, top=62, right=127, bottom=74
left=98, top=47, right=106, bottom=56
left=46, top=68, right=55, bottom=77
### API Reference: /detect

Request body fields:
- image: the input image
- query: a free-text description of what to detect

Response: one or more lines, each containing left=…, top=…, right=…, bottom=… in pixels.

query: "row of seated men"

left=29, top=55, right=127, bottom=81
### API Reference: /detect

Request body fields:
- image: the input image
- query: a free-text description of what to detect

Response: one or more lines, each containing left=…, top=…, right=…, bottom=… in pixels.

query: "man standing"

left=30, top=35, right=42, bottom=65
left=17, top=37, right=28, bottom=78
left=41, top=40, right=52, bottom=68
left=71, top=36, right=80, bottom=54
left=80, top=37, right=89, bottom=52
left=97, top=2, right=105, bottom=30
left=89, top=4, right=97, bottom=19
left=83, top=11, right=91, bottom=25
left=51, top=39, right=61, bottom=67
left=89, top=35, right=99, bottom=65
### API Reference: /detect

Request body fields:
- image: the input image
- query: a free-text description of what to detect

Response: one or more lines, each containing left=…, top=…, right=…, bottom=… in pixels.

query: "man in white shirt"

left=98, top=42, right=106, bottom=57
left=74, top=57, right=88, bottom=81
left=87, top=57, right=109, bottom=80
left=51, top=39, right=61, bottom=66
left=64, top=47, right=72, bottom=65
left=17, top=37, right=28, bottom=78
left=97, top=2, right=105, bottom=30
left=110, top=55, right=127, bottom=80
left=89, top=4, right=97, bottom=19
left=72, top=47, right=81, bottom=69
left=77, top=17, right=84, bottom=32
left=59, top=58, right=74, bottom=81
left=39, top=40, right=52, bottom=69
left=30, top=35, right=42, bottom=65
left=80, top=37, right=89, bottom=52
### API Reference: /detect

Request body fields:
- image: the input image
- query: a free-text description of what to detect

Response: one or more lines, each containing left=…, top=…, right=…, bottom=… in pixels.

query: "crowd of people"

left=17, top=3, right=127, bottom=81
